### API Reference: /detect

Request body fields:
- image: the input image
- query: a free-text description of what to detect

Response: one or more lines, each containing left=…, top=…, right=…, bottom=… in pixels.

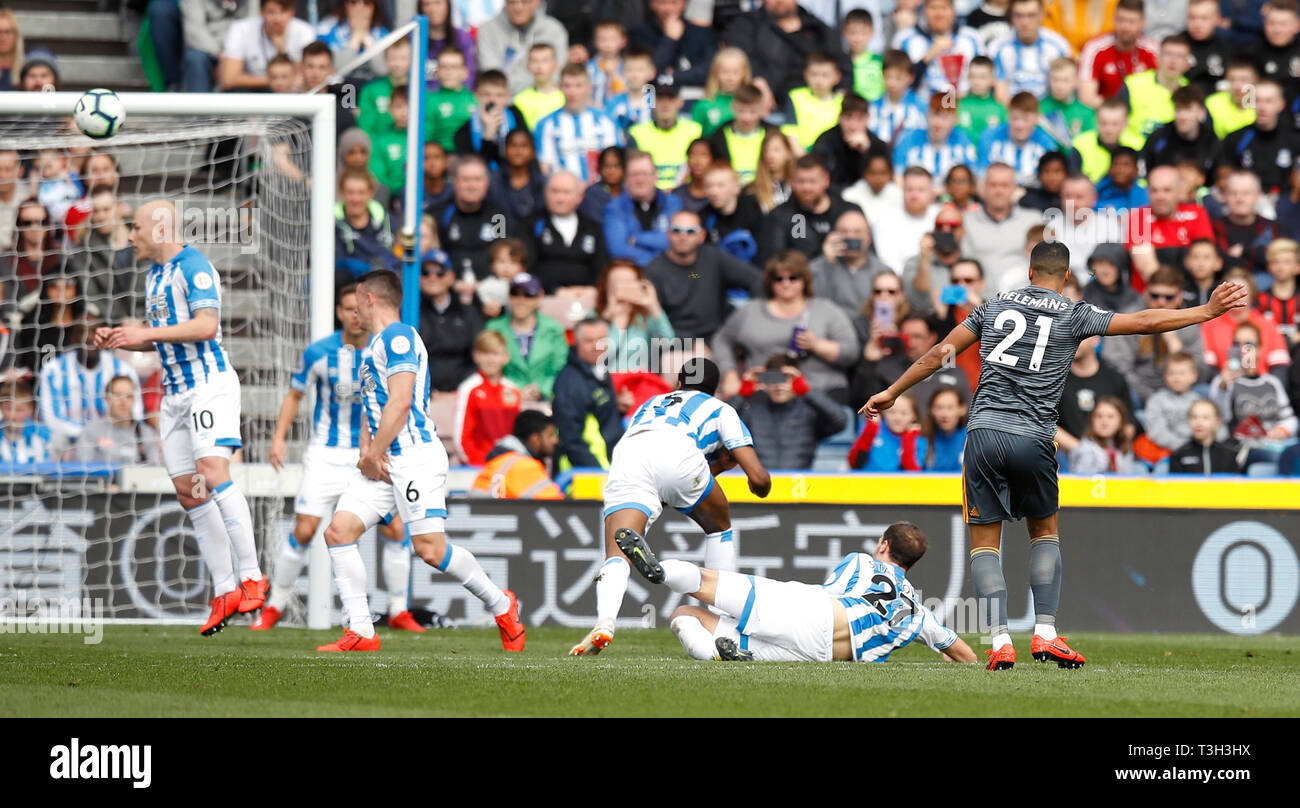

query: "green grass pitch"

left=2, top=626, right=1299, bottom=717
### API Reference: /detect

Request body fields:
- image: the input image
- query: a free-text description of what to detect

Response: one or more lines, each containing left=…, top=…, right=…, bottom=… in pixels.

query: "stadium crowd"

left=2, top=0, right=1300, bottom=480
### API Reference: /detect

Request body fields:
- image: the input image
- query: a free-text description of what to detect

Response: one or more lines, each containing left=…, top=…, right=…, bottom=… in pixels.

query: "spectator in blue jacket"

left=334, top=167, right=398, bottom=289
left=552, top=317, right=626, bottom=470
left=922, top=386, right=967, bottom=471
left=604, top=150, right=684, bottom=266
left=627, top=0, right=716, bottom=89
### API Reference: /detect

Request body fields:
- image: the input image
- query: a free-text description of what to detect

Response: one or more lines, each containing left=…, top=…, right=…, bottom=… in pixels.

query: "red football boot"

left=201, top=589, right=244, bottom=636
left=1032, top=635, right=1086, bottom=669
left=316, top=630, right=381, bottom=652
left=984, top=644, right=1016, bottom=671
left=495, top=590, right=526, bottom=652
left=237, top=577, right=269, bottom=614
left=387, top=611, right=426, bottom=632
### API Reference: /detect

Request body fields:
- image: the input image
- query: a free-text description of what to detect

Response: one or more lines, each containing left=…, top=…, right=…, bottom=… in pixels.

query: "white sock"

left=670, top=615, right=716, bottom=660
left=595, top=557, right=629, bottom=627
left=187, top=500, right=236, bottom=593
left=383, top=538, right=411, bottom=616
left=328, top=543, right=374, bottom=638
left=436, top=541, right=509, bottom=616
left=1034, top=623, right=1057, bottom=641
left=991, top=632, right=1012, bottom=650
left=268, top=532, right=307, bottom=611
left=661, top=559, right=703, bottom=595
left=711, top=569, right=754, bottom=617
left=213, top=481, right=262, bottom=581
left=703, top=529, right=736, bottom=572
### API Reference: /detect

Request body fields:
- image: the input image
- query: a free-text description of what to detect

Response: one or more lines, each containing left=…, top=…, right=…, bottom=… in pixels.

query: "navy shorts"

left=962, top=428, right=1059, bottom=525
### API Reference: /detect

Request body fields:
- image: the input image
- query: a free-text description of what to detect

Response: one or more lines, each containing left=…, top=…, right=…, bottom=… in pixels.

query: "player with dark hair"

left=616, top=520, right=978, bottom=664
left=861, top=241, right=1249, bottom=670
left=570, top=356, right=772, bottom=656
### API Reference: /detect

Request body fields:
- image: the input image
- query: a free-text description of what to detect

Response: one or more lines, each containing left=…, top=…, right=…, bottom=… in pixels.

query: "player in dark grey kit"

left=861, top=242, right=1248, bottom=671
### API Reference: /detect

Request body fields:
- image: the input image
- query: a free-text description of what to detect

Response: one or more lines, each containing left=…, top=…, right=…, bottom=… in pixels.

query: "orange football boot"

left=249, top=605, right=282, bottom=631
left=237, top=577, right=269, bottom=613
left=495, top=590, right=526, bottom=652
left=985, top=644, right=1016, bottom=671
left=316, top=630, right=381, bottom=652
left=388, top=611, right=426, bottom=632
left=1032, top=635, right=1086, bottom=668
left=201, top=589, right=244, bottom=636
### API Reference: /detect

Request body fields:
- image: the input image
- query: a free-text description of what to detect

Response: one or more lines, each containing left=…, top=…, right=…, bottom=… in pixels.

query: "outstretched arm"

left=859, top=323, right=980, bottom=419
left=1106, top=281, right=1248, bottom=336
left=728, top=445, right=771, bottom=498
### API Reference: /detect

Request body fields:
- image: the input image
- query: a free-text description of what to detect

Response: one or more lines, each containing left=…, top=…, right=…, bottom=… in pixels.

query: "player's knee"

left=323, top=520, right=350, bottom=546
left=411, top=534, right=447, bottom=566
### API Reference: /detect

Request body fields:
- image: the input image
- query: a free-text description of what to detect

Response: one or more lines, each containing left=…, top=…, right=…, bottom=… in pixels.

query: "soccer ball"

left=74, top=89, right=126, bottom=139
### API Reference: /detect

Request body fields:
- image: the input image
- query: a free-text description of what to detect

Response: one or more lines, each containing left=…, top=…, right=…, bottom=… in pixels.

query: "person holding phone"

left=902, top=202, right=965, bottom=314
left=730, top=355, right=848, bottom=470
left=810, top=210, right=891, bottom=316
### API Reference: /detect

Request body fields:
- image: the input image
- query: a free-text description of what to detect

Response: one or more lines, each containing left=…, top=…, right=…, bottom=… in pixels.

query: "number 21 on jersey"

left=986, top=310, right=1053, bottom=371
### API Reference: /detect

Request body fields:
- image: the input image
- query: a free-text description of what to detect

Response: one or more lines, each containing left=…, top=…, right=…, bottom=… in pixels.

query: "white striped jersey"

left=587, top=57, right=625, bottom=109
left=358, top=322, right=434, bottom=456
left=291, top=331, right=364, bottom=450
left=605, top=92, right=654, bottom=134
left=988, top=30, right=1072, bottom=99
left=822, top=552, right=958, bottom=663
left=0, top=421, right=55, bottom=463
left=535, top=106, right=625, bottom=184
left=893, top=127, right=979, bottom=180
left=38, top=351, right=143, bottom=441
left=977, top=123, right=1059, bottom=184
left=625, top=390, right=753, bottom=458
left=868, top=91, right=928, bottom=144
left=893, top=25, right=984, bottom=98
left=451, top=0, right=501, bottom=29
left=144, top=245, right=231, bottom=395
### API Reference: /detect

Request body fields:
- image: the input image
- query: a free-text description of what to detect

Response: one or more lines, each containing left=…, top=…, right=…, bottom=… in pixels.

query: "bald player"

left=861, top=241, right=1249, bottom=670
left=97, top=200, right=268, bottom=636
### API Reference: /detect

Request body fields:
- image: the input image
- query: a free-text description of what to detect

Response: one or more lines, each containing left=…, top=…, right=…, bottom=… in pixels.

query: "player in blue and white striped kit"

left=315, top=270, right=524, bottom=652
left=254, top=283, right=420, bottom=633
left=570, top=357, right=772, bottom=656
left=97, top=200, right=266, bottom=636
left=617, top=520, right=977, bottom=664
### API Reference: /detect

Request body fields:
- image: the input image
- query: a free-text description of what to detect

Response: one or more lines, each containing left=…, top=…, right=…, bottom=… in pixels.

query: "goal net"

left=0, top=93, right=336, bottom=627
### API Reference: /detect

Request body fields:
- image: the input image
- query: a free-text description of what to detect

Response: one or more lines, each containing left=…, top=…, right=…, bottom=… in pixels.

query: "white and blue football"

left=74, top=89, right=126, bottom=139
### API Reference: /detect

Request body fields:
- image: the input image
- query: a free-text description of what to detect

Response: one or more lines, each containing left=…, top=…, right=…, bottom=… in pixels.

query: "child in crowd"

left=957, top=55, right=1004, bottom=144
left=34, top=149, right=83, bottom=223
left=474, top=238, right=529, bottom=319
left=1205, top=56, right=1258, bottom=140
left=452, top=70, right=525, bottom=170
left=606, top=46, right=659, bottom=132
left=513, top=43, right=565, bottom=131
left=841, top=9, right=883, bottom=102
left=587, top=19, right=628, bottom=109
left=1257, top=239, right=1300, bottom=345
left=1039, top=57, right=1095, bottom=146
left=868, top=50, right=926, bottom=145
left=358, top=38, right=412, bottom=139
left=1068, top=396, right=1141, bottom=474
left=1168, top=399, right=1242, bottom=474
left=848, top=391, right=927, bottom=471
left=535, top=64, right=623, bottom=183
left=785, top=52, right=845, bottom=153
left=267, top=54, right=298, bottom=93
left=454, top=330, right=522, bottom=465
left=708, top=83, right=775, bottom=186
left=1182, top=238, right=1224, bottom=307
left=1209, top=322, right=1298, bottom=450
left=1094, top=147, right=1149, bottom=212
left=0, top=380, right=55, bottom=463
left=692, top=47, right=751, bottom=136
left=484, top=273, right=570, bottom=401
left=427, top=47, right=476, bottom=151
left=922, top=386, right=967, bottom=471
left=1143, top=351, right=1205, bottom=453
left=369, top=89, right=408, bottom=194
left=977, top=92, right=1057, bottom=186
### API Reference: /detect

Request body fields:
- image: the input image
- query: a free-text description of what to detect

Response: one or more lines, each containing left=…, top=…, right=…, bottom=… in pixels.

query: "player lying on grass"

left=571, top=357, right=772, bottom=656
left=861, top=240, right=1249, bottom=670
left=615, top=520, right=977, bottom=663
left=315, top=270, right=524, bottom=652
left=256, top=283, right=421, bottom=633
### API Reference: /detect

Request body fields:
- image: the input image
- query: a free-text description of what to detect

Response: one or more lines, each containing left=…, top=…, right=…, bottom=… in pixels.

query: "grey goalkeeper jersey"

left=962, top=286, right=1115, bottom=441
